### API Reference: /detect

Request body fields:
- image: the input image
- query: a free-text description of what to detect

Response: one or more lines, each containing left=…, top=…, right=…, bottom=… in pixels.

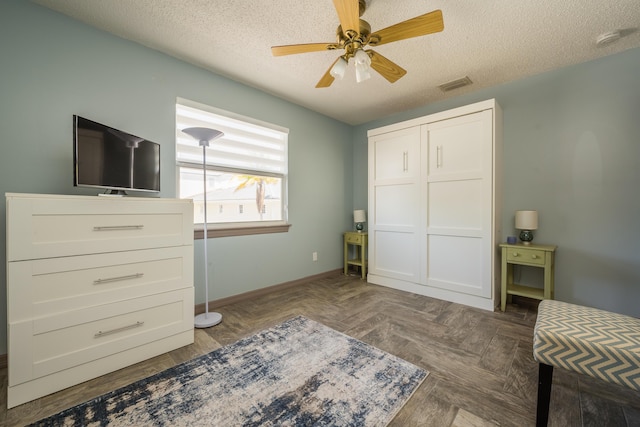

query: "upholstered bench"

left=533, top=300, right=640, bottom=426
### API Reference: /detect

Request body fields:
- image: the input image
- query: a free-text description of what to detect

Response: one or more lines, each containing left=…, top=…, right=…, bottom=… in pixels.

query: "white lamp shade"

left=515, top=210, right=538, bottom=230
left=353, top=210, right=366, bottom=223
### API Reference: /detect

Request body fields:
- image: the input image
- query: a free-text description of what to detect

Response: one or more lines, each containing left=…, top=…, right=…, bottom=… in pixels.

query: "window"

left=176, top=99, right=289, bottom=237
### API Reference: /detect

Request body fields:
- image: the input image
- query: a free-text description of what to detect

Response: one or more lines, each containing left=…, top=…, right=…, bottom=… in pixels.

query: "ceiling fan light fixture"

left=354, top=49, right=372, bottom=83
left=330, top=57, right=348, bottom=79
left=272, top=5, right=444, bottom=88
left=355, top=63, right=371, bottom=82
left=354, top=48, right=371, bottom=66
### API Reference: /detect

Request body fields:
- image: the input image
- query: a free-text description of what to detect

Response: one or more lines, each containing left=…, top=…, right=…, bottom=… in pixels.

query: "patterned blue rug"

left=30, top=316, right=427, bottom=426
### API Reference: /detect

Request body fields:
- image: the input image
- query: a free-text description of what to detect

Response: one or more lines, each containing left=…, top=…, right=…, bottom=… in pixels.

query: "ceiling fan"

left=271, top=0, right=444, bottom=88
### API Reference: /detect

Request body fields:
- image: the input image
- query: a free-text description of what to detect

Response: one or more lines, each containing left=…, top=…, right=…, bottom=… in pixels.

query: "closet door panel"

left=427, top=113, right=486, bottom=178
left=375, top=184, right=419, bottom=226
left=428, top=180, right=483, bottom=231
left=372, top=231, right=419, bottom=280
left=368, top=126, right=421, bottom=282
left=427, top=235, right=485, bottom=296
left=423, top=109, right=493, bottom=299
left=373, top=128, right=420, bottom=181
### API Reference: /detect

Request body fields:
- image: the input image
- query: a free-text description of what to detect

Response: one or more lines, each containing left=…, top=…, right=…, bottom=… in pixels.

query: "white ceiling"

left=33, top=0, right=640, bottom=125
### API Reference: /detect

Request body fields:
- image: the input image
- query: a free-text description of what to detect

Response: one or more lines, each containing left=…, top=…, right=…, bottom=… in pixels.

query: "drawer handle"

left=93, top=225, right=144, bottom=231
left=531, top=255, right=539, bottom=259
left=93, top=273, right=144, bottom=285
left=512, top=252, right=519, bottom=257
left=95, top=321, right=144, bottom=338
left=403, top=151, right=408, bottom=172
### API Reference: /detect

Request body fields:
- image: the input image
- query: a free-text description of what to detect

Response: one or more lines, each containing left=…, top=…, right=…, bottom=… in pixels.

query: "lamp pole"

left=182, top=127, right=224, bottom=328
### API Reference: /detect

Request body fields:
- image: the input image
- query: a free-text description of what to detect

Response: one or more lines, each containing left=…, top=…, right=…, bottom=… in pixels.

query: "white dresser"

left=5, top=193, right=195, bottom=408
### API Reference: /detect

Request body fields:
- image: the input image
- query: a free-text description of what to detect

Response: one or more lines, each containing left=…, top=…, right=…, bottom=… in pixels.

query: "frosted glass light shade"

left=354, top=210, right=366, bottom=223
left=330, top=57, right=348, bottom=79
left=515, top=210, right=538, bottom=230
left=354, top=49, right=372, bottom=83
left=355, top=63, right=371, bottom=83
left=354, top=49, right=371, bottom=66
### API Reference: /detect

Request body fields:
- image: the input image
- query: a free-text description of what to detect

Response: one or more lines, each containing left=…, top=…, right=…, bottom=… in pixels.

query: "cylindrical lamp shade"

left=515, top=210, right=538, bottom=230
left=353, top=210, right=367, bottom=223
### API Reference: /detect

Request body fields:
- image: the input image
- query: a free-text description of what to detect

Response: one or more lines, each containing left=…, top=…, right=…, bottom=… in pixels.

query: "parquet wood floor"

left=2, top=271, right=639, bottom=426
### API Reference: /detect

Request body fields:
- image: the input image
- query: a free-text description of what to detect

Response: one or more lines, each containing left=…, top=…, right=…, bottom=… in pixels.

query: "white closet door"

left=368, top=127, right=421, bottom=282
left=422, top=110, right=493, bottom=297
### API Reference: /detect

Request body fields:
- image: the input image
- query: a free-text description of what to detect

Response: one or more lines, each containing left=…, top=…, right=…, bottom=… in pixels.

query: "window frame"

left=176, top=98, right=290, bottom=238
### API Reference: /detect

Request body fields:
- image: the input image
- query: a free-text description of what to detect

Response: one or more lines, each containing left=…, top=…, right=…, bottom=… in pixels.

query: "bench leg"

left=536, top=363, right=554, bottom=427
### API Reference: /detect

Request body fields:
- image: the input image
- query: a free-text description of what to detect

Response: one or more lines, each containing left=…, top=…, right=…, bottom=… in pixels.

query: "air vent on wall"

left=438, top=76, right=473, bottom=92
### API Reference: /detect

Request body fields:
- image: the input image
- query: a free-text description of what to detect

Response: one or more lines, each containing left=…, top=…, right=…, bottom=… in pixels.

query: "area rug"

left=30, top=316, right=428, bottom=426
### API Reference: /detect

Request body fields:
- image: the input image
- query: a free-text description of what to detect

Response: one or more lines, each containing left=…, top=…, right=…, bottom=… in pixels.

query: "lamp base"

left=195, top=312, right=222, bottom=329
left=519, top=229, right=534, bottom=245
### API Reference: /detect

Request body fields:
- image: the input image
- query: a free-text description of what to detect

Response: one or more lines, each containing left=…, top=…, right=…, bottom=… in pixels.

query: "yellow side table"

left=344, top=231, right=367, bottom=280
left=500, top=243, right=557, bottom=311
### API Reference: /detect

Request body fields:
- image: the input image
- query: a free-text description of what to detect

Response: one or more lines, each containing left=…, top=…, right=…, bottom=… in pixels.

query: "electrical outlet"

left=312, top=252, right=318, bottom=262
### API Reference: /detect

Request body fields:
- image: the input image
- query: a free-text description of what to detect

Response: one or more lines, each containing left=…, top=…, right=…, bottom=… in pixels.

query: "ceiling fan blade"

left=332, top=0, right=360, bottom=35
left=272, top=43, right=338, bottom=56
left=316, top=58, right=340, bottom=88
left=370, top=10, right=444, bottom=47
left=368, top=50, right=407, bottom=83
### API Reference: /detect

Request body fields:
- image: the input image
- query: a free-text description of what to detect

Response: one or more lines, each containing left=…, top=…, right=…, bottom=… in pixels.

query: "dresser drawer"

left=6, top=194, right=193, bottom=261
left=506, top=247, right=546, bottom=266
left=8, top=246, right=193, bottom=321
left=345, top=233, right=365, bottom=244
left=8, top=288, right=194, bottom=387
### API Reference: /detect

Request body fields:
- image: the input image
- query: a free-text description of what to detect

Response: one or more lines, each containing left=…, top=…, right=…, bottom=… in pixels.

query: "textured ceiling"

left=33, top=0, right=640, bottom=125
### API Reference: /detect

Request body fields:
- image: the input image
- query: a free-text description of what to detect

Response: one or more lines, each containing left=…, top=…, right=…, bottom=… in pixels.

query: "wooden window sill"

left=194, top=223, right=291, bottom=239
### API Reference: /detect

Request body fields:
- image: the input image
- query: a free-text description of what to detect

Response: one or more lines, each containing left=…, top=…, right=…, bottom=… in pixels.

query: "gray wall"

left=353, top=47, right=640, bottom=317
left=0, top=1, right=353, bottom=354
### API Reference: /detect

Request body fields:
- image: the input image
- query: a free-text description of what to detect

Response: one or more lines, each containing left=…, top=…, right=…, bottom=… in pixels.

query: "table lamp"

left=515, top=210, right=538, bottom=245
left=354, top=210, right=366, bottom=232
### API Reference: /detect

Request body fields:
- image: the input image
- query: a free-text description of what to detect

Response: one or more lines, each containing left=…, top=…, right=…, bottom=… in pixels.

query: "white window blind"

left=175, top=99, right=290, bottom=232
left=176, top=101, right=288, bottom=175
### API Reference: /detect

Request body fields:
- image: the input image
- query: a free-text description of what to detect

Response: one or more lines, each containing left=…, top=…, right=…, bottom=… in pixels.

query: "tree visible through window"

left=176, top=99, right=289, bottom=231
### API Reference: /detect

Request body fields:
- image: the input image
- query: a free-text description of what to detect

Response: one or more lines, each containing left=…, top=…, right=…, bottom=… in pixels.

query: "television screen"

left=74, top=116, right=160, bottom=194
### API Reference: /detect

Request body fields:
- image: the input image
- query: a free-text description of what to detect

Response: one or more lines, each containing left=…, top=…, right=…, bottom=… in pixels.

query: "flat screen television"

left=74, top=116, right=160, bottom=194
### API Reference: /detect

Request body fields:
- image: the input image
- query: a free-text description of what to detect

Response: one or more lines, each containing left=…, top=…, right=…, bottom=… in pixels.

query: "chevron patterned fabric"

left=534, top=300, right=640, bottom=391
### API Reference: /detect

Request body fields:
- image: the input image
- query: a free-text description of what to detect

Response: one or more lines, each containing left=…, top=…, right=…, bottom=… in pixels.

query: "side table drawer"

left=345, top=233, right=364, bottom=244
left=506, top=247, right=545, bottom=266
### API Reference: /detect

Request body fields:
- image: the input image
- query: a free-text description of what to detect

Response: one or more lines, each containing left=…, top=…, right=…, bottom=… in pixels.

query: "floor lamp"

left=182, top=127, right=224, bottom=328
